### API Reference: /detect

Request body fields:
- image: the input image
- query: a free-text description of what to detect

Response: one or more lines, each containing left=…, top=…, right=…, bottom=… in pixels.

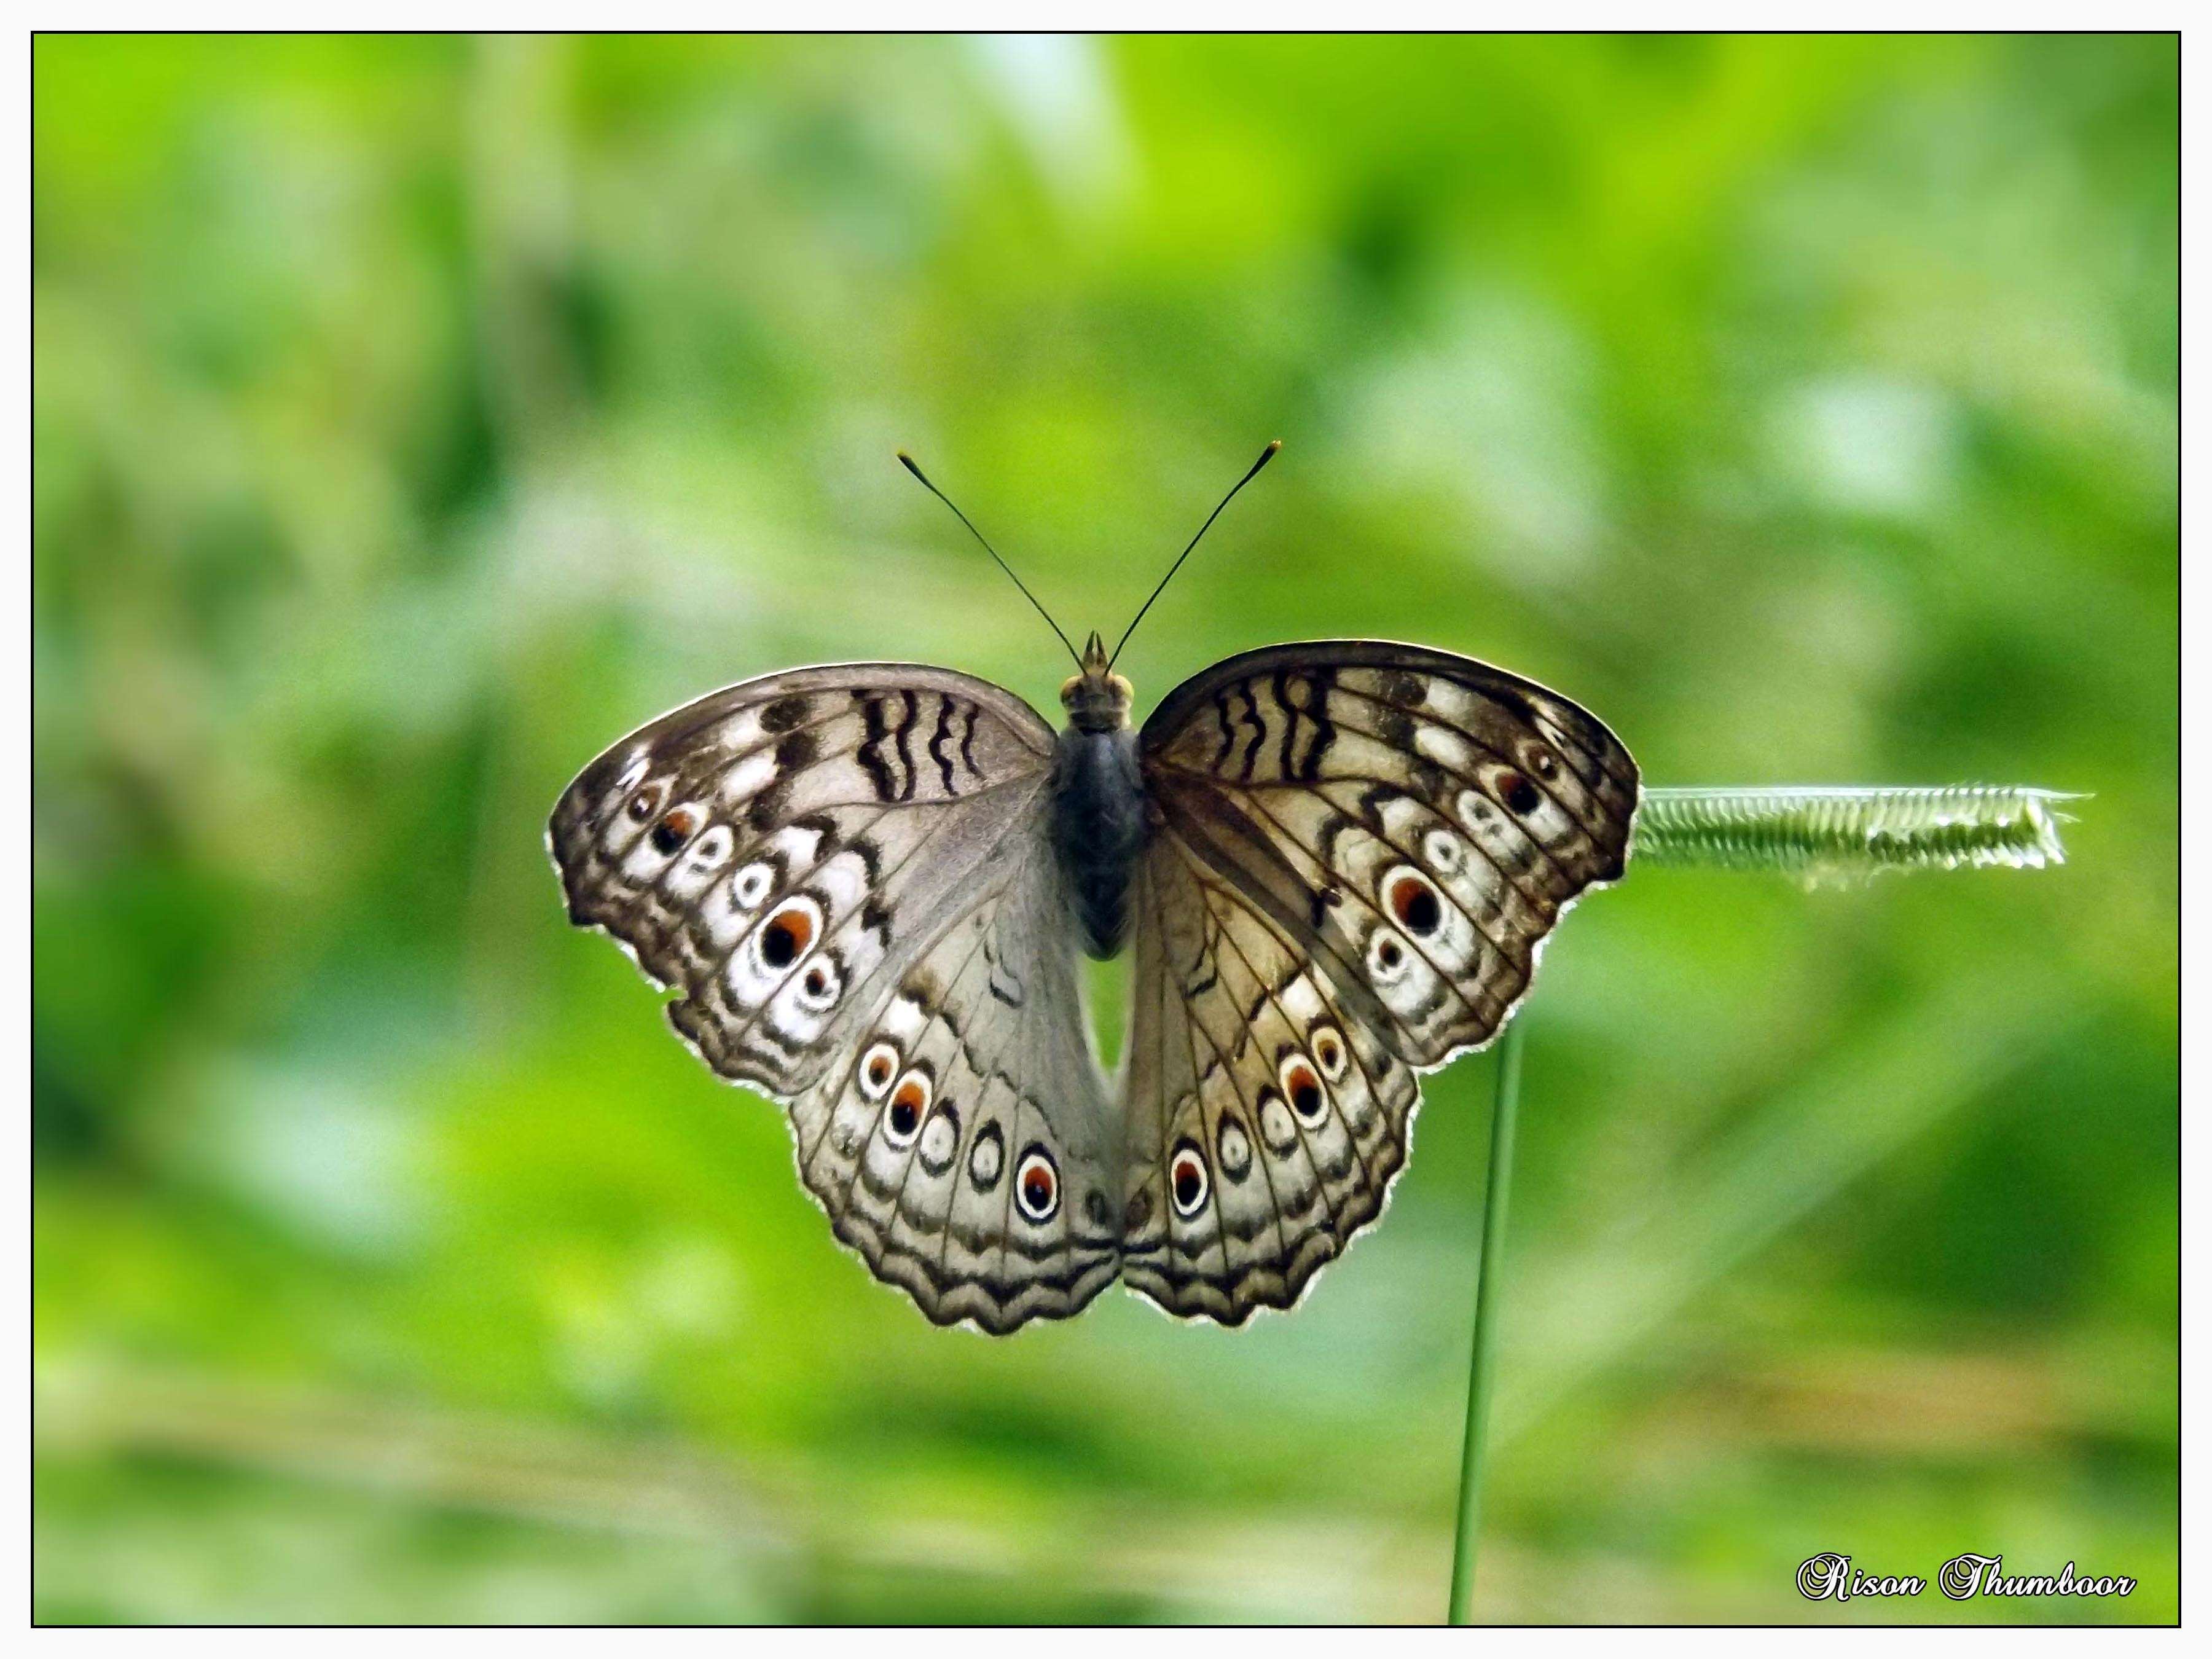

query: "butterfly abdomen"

left=1049, top=725, right=1148, bottom=959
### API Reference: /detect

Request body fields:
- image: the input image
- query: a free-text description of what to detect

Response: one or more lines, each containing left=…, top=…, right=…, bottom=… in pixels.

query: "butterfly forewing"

left=549, top=664, right=1118, bottom=1331
left=1123, top=643, right=1638, bottom=1322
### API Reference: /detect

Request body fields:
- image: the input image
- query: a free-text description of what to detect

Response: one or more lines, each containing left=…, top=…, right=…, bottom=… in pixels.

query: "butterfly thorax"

left=1053, top=636, right=1145, bottom=959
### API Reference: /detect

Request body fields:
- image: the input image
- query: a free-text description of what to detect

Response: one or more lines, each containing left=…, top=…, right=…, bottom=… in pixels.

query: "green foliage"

left=34, top=33, right=2176, bottom=1624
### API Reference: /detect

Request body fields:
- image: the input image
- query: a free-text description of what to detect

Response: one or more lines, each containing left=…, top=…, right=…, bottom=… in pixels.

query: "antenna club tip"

left=1265, top=439, right=1282, bottom=454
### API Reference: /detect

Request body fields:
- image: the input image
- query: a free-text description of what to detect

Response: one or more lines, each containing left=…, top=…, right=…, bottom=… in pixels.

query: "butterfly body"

left=551, top=637, right=1639, bottom=1331
left=1051, top=632, right=1149, bottom=959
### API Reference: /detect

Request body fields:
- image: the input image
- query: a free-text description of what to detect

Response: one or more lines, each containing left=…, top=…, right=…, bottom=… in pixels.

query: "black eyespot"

left=1169, top=1139, right=1210, bottom=1217
left=885, top=1072, right=930, bottom=1148
left=650, top=807, right=696, bottom=855
left=1377, top=938, right=1403, bottom=970
left=758, top=901, right=815, bottom=969
left=1389, top=873, right=1443, bottom=936
left=1015, top=1146, right=1060, bottom=1222
left=1290, top=1073, right=1324, bottom=1123
left=1502, top=772, right=1540, bottom=815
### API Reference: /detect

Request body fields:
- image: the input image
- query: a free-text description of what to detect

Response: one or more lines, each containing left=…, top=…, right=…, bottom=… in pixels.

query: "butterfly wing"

left=1121, top=643, right=1639, bottom=1322
left=549, top=664, right=1117, bottom=1330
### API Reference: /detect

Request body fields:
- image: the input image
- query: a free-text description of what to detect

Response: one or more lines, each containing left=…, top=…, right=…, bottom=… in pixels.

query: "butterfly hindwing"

left=1121, top=836, right=1419, bottom=1320
left=798, top=824, right=1121, bottom=1331
left=551, top=664, right=1118, bottom=1330
left=1122, top=642, right=1639, bottom=1321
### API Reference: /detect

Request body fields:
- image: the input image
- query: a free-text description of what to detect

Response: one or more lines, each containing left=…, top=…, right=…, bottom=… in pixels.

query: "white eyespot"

left=1169, top=1141, right=1211, bottom=1217
left=1014, top=1148, right=1060, bottom=1223
left=794, top=954, right=842, bottom=1012
left=1422, top=828, right=1464, bottom=874
left=1215, top=1117, right=1253, bottom=1181
left=969, top=1123, right=1005, bottom=1189
left=917, top=1106, right=960, bottom=1175
left=1258, top=1091, right=1300, bottom=1153
left=686, top=824, right=734, bottom=870
left=752, top=896, right=820, bottom=976
left=1455, top=788, right=1495, bottom=829
left=858, top=1043, right=900, bottom=1100
left=732, top=862, right=775, bottom=909
left=1310, top=1026, right=1349, bottom=1081
left=1368, top=928, right=1411, bottom=984
left=884, top=1070, right=932, bottom=1148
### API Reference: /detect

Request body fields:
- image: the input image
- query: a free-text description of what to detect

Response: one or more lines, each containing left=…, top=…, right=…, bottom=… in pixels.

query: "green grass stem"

left=1448, top=1017, right=1525, bottom=1625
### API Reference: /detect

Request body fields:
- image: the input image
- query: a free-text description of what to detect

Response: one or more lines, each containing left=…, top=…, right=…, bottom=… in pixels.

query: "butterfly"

left=547, top=445, right=1639, bottom=1332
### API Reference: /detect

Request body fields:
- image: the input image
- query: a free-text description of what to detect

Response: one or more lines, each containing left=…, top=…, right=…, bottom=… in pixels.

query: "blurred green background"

left=33, top=33, right=2176, bottom=1625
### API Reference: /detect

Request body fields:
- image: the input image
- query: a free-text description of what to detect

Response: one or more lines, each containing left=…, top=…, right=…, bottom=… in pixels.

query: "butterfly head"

left=1061, top=630, right=1133, bottom=732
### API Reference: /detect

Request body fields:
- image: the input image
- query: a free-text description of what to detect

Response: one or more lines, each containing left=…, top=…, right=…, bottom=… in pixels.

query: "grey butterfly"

left=547, top=447, right=1639, bottom=1332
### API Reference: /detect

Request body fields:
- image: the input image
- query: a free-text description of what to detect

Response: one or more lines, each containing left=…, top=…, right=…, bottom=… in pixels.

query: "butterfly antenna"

left=898, top=451, right=1082, bottom=670
left=1108, top=440, right=1281, bottom=670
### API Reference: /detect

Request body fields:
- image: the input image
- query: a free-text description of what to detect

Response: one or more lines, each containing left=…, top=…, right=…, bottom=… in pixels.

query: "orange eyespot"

left=885, top=1072, right=931, bottom=1146
left=1312, top=1029, right=1346, bottom=1078
left=1389, top=873, right=1442, bottom=936
left=1498, top=770, right=1540, bottom=815
left=1015, top=1148, right=1060, bottom=1222
left=861, top=1045, right=897, bottom=1094
left=1281, top=1059, right=1325, bottom=1124
left=759, top=901, right=815, bottom=969
left=650, top=807, right=697, bottom=855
